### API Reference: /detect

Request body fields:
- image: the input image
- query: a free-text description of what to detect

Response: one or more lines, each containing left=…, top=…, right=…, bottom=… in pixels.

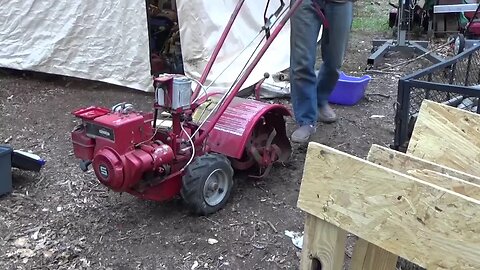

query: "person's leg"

left=290, top=0, right=323, bottom=142
left=316, top=1, right=353, bottom=122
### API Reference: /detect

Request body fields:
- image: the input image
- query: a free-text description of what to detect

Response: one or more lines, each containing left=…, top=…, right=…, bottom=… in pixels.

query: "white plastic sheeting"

left=0, top=1, right=153, bottom=91
left=0, top=0, right=320, bottom=94
left=178, top=0, right=302, bottom=95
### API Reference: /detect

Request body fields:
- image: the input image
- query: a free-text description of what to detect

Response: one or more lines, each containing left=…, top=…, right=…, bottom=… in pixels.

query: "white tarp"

left=177, top=0, right=312, bottom=95
left=0, top=1, right=153, bottom=91
left=0, top=0, right=320, bottom=94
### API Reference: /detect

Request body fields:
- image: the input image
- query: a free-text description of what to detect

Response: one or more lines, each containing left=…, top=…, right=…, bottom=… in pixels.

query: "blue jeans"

left=289, top=0, right=353, bottom=126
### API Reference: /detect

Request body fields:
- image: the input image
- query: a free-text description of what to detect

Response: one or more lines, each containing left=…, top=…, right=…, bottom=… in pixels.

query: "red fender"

left=193, top=94, right=291, bottom=161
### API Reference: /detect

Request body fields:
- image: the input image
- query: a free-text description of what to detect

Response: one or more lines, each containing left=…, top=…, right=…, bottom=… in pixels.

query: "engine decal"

left=99, top=165, right=109, bottom=179
left=86, top=123, right=115, bottom=141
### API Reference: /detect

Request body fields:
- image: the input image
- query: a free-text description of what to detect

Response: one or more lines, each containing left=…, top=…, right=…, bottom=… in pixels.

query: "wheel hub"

left=454, top=37, right=461, bottom=54
left=208, top=182, right=219, bottom=191
left=203, top=169, right=228, bottom=206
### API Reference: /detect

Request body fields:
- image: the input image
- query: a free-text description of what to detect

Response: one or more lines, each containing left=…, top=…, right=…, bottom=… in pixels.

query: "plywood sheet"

left=298, top=142, right=480, bottom=269
left=407, top=100, right=480, bottom=177
left=367, top=144, right=480, bottom=186
left=408, top=169, right=480, bottom=200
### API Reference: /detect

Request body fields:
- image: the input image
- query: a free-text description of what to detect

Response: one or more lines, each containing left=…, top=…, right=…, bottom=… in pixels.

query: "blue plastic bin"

left=328, top=72, right=372, bottom=106
left=0, top=145, right=13, bottom=196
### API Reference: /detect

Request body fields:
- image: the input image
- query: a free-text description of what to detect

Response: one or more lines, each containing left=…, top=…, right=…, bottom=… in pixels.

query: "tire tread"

left=180, top=153, right=233, bottom=215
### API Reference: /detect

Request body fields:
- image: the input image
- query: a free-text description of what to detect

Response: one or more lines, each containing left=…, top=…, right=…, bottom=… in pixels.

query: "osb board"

left=367, top=144, right=480, bottom=186
left=297, top=142, right=480, bottom=270
left=408, top=169, right=480, bottom=201
left=407, top=100, right=480, bottom=177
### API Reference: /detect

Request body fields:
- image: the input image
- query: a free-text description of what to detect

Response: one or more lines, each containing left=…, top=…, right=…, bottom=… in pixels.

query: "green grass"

left=352, top=3, right=390, bottom=32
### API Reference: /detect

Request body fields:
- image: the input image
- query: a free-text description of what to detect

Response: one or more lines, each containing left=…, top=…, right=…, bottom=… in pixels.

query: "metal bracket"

left=368, top=39, right=445, bottom=66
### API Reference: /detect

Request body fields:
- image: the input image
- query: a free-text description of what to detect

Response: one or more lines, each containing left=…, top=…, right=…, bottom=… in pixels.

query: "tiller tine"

left=248, top=129, right=283, bottom=179
left=250, top=164, right=273, bottom=179
left=266, top=128, right=277, bottom=148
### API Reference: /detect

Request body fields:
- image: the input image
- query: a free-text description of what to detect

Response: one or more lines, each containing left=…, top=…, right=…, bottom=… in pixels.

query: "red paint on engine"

left=72, top=106, right=110, bottom=120
left=71, top=108, right=176, bottom=195
left=71, top=128, right=95, bottom=161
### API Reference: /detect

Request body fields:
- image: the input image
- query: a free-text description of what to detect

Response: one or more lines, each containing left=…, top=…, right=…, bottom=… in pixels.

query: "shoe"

left=318, top=104, right=337, bottom=123
left=291, top=125, right=316, bottom=143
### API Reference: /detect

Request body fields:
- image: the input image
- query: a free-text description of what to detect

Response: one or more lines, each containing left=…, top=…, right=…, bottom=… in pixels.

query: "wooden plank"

left=350, top=239, right=398, bottom=270
left=407, top=100, right=480, bottom=177
left=367, top=144, right=480, bottom=186
left=408, top=169, right=480, bottom=201
left=300, top=213, right=347, bottom=270
left=297, top=142, right=480, bottom=270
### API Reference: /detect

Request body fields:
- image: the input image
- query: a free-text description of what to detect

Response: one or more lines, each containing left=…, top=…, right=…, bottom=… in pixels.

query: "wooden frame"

left=297, top=100, right=480, bottom=270
left=298, top=143, right=480, bottom=270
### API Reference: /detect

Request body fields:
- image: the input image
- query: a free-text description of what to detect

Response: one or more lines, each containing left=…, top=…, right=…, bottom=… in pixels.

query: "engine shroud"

left=71, top=107, right=176, bottom=198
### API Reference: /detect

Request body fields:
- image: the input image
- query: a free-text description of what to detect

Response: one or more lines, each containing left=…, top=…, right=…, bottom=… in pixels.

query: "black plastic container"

left=0, top=145, right=13, bottom=196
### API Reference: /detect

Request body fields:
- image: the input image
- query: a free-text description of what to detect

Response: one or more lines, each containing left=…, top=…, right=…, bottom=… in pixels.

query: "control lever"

left=263, top=0, right=285, bottom=39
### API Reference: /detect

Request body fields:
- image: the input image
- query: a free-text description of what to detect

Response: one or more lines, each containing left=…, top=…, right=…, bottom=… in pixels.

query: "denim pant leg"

left=289, top=0, right=323, bottom=126
left=316, top=1, right=353, bottom=107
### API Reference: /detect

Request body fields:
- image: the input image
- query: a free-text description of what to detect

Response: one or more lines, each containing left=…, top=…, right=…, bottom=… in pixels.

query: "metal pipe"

left=194, top=0, right=304, bottom=145
left=190, top=0, right=246, bottom=102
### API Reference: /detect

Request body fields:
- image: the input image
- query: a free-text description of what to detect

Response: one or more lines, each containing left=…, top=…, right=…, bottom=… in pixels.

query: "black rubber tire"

left=180, top=153, right=234, bottom=216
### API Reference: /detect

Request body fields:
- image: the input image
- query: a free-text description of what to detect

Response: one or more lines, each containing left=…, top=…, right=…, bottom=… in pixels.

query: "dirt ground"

left=0, top=6, right=448, bottom=270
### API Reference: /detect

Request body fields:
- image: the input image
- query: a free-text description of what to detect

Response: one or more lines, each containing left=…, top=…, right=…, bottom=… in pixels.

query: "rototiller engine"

left=70, top=0, right=306, bottom=215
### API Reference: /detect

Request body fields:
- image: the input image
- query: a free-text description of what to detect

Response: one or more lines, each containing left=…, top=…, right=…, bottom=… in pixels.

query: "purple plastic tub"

left=328, top=72, right=372, bottom=106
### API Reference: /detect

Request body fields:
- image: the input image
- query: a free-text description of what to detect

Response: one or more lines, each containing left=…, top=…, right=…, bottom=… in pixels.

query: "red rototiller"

left=70, top=0, right=305, bottom=215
